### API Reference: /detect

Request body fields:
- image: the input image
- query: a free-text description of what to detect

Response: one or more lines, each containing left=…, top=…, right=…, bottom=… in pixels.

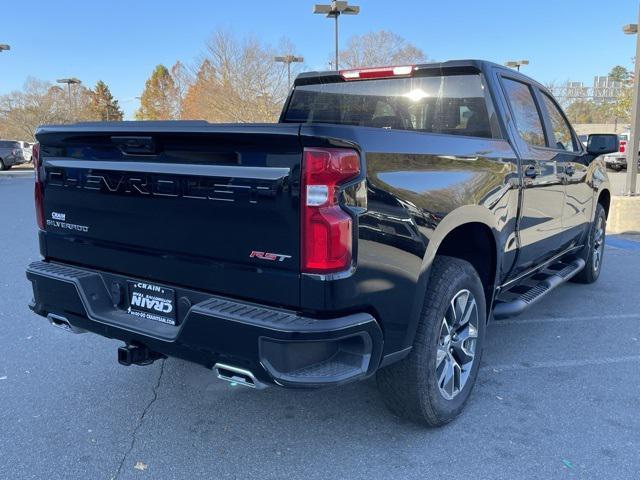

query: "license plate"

left=127, top=281, right=176, bottom=325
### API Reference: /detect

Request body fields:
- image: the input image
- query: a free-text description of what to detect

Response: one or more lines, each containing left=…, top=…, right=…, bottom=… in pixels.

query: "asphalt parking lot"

left=1, top=175, right=639, bottom=479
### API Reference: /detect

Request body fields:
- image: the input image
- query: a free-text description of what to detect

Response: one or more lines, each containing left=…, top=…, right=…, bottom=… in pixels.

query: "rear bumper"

left=26, top=260, right=383, bottom=388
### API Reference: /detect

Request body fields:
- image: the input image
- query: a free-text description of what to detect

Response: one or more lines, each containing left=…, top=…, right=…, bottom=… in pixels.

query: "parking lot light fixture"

left=313, top=1, right=360, bottom=71
left=56, top=78, right=82, bottom=118
left=623, top=14, right=640, bottom=196
left=504, top=60, right=529, bottom=71
left=0, top=44, right=10, bottom=53
left=275, top=55, right=304, bottom=88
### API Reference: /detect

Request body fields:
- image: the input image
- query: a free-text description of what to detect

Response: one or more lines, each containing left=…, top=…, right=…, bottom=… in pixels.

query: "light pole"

left=313, top=1, right=360, bottom=71
left=504, top=60, right=529, bottom=72
left=0, top=44, right=10, bottom=54
left=57, top=78, right=82, bottom=119
left=275, top=55, right=304, bottom=88
left=623, top=16, right=639, bottom=196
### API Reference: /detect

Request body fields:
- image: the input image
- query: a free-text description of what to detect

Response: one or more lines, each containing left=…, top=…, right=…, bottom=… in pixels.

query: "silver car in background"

left=0, top=140, right=29, bottom=170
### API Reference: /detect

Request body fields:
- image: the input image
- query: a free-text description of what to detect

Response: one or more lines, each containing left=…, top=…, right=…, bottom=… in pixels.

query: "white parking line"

left=488, top=355, right=640, bottom=372
left=491, top=313, right=640, bottom=326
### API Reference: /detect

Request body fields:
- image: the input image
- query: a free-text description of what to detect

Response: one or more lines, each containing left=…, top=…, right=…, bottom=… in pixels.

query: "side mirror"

left=587, top=134, right=619, bottom=156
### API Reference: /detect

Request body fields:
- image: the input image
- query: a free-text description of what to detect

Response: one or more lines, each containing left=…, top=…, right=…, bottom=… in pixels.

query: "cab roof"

left=294, top=59, right=544, bottom=90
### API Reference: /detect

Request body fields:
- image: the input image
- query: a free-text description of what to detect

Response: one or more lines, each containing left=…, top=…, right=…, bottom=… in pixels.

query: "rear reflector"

left=340, top=65, right=416, bottom=81
left=301, top=148, right=360, bottom=273
left=33, top=143, right=44, bottom=230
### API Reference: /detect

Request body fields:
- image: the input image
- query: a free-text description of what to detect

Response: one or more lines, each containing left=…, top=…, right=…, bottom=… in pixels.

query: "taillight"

left=33, top=143, right=45, bottom=230
left=620, top=140, right=627, bottom=153
left=301, top=148, right=360, bottom=273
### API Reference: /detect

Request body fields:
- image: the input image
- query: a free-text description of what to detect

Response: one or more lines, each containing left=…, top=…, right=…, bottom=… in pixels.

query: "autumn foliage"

left=1, top=29, right=428, bottom=140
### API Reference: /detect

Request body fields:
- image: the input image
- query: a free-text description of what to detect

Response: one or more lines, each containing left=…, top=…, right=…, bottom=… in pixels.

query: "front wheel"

left=0, top=159, right=7, bottom=171
left=571, top=203, right=606, bottom=284
left=377, top=256, right=486, bottom=427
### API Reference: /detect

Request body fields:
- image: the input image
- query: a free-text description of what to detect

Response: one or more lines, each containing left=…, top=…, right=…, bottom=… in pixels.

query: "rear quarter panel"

left=299, top=125, right=519, bottom=353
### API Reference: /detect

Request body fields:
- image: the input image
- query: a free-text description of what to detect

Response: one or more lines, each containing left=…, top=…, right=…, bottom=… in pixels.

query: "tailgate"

left=36, top=122, right=302, bottom=308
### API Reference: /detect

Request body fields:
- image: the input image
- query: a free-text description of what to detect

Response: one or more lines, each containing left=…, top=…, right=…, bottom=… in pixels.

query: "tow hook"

left=117, top=343, right=165, bottom=366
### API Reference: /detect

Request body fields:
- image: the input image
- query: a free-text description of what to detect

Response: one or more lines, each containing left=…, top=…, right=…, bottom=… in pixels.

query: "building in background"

left=592, top=76, right=623, bottom=104
left=551, top=75, right=624, bottom=103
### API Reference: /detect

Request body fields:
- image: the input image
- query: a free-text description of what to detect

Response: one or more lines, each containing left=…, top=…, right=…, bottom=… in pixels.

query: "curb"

left=608, top=195, right=640, bottom=234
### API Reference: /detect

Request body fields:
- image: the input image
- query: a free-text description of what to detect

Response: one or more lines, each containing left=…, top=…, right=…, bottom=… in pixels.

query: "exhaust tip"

left=47, top=313, right=86, bottom=334
left=214, top=363, right=267, bottom=390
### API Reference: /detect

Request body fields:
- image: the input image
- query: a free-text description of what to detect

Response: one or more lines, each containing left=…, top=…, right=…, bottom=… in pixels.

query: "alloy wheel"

left=435, top=289, right=479, bottom=400
left=593, top=216, right=605, bottom=273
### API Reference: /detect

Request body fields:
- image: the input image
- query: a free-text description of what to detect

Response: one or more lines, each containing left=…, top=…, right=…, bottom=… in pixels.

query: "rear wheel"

left=377, top=256, right=486, bottom=427
left=571, top=203, right=606, bottom=284
left=0, top=158, right=7, bottom=171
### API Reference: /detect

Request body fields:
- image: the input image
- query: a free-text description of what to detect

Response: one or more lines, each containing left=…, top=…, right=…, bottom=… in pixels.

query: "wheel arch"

left=401, top=206, right=501, bottom=350
left=597, top=188, right=611, bottom=218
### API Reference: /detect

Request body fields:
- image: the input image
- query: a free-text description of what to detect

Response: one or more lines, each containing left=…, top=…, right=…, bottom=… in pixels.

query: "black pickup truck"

left=27, top=60, right=618, bottom=426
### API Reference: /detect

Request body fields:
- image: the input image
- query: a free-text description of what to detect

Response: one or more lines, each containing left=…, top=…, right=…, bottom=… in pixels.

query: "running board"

left=493, top=258, right=585, bottom=320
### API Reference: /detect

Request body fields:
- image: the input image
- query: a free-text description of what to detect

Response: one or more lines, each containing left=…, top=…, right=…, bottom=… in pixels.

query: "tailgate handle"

left=111, top=136, right=156, bottom=155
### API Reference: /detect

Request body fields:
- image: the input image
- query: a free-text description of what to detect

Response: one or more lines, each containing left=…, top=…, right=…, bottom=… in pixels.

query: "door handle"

left=524, top=165, right=537, bottom=179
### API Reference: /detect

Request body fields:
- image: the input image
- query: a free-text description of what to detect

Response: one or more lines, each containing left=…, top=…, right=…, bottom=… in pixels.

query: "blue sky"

left=1, top=0, right=637, bottom=118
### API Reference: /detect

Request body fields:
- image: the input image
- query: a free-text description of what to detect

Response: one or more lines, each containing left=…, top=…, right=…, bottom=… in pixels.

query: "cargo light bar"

left=340, top=65, right=415, bottom=81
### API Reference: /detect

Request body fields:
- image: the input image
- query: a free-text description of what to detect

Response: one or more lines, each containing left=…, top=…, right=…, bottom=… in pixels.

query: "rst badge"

left=249, top=251, right=292, bottom=262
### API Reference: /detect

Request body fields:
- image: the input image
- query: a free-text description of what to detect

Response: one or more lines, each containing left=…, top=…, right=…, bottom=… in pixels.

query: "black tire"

left=571, top=203, right=606, bottom=284
left=0, top=158, right=7, bottom=171
left=377, top=256, right=487, bottom=427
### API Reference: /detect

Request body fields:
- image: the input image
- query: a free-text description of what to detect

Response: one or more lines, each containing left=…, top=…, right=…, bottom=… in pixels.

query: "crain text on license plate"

left=127, top=281, right=176, bottom=325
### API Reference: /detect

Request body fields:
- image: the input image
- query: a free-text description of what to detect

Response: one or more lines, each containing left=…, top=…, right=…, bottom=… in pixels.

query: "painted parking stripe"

left=487, top=355, right=640, bottom=372
left=491, top=313, right=640, bottom=326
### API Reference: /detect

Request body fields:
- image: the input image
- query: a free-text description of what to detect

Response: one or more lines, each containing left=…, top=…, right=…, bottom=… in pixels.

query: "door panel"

left=536, top=91, right=593, bottom=247
left=518, top=151, right=566, bottom=272
left=498, top=76, right=567, bottom=276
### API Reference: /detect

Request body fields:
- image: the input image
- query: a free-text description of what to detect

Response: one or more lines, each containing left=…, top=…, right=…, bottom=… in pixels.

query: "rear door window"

left=284, top=73, right=499, bottom=139
left=501, top=78, right=546, bottom=147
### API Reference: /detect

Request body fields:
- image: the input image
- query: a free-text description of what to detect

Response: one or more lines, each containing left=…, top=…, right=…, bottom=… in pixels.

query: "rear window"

left=0, top=141, right=19, bottom=148
left=284, top=74, right=498, bottom=139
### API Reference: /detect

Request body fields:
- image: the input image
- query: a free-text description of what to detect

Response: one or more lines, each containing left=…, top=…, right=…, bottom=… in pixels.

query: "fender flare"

left=400, top=205, right=501, bottom=350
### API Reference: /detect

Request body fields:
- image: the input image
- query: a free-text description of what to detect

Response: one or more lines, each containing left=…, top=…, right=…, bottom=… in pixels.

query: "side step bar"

left=493, top=258, right=585, bottom=320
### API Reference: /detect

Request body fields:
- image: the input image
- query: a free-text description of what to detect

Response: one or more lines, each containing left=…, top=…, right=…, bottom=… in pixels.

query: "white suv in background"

left=18, top=141, right=34, bottom=163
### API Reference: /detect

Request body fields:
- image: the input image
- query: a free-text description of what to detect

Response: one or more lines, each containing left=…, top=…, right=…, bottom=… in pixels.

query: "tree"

left=609, top=65, right=631, bottom=83
left=179, top=29, right=295, bottom=123
left=90, top=80, right=123, bottom=121
left=612, top=84, right=632, bottom=123
left=135, top=65, right=179, bottom=120
left=181, top=59, right=216, bottom=120
left=339, top=30, right=427, bottom=69
left=170, top=61, right=192, bottom=116
left=0, top=78, right=68, bottom=141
